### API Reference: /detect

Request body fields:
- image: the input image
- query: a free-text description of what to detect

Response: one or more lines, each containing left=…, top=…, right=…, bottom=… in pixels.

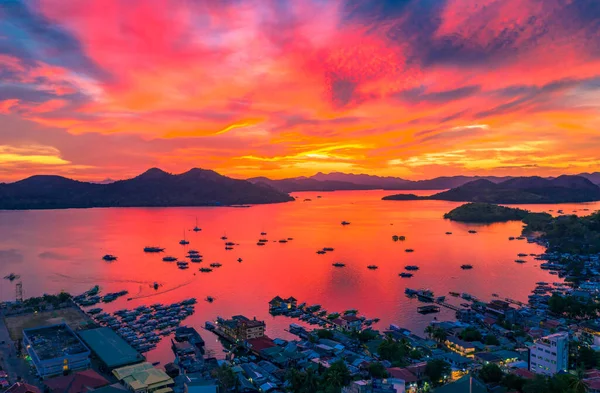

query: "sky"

left=1, top=0, right=600, bottom=182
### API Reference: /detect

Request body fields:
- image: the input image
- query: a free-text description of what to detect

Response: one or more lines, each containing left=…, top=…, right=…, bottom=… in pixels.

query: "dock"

left=417, top=305, right=440, bottom=314
left=434, top=299, right=462, bottom=311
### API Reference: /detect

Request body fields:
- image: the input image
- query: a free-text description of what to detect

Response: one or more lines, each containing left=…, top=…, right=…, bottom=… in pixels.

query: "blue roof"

left=78, top=327, right=144, bottom=368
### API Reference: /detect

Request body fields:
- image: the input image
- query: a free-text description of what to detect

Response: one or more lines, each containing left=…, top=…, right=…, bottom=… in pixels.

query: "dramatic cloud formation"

left=1, top=0, right=600, bottom=181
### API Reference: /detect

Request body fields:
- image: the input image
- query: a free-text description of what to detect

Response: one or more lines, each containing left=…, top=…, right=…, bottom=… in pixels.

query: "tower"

left=15, top=281, right=23, bottom=302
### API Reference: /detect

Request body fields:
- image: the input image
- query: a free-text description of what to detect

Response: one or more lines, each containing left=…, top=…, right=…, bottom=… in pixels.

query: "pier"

left=434, top=299, right=462, bottom=312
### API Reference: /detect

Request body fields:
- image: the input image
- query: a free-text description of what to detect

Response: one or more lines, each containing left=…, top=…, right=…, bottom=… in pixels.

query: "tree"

left=502, top=373, right=526, bottom=392
left=425, top=359, right=451, bottom=386
left=378, top=336, right=409, bottom=365
left=368, top=362, right=388, bottom=379
left=211, top=365, right=239, bottom=392
left=321, top=360, right=351, bottom=390
left=479, top=364, right=504, bottom=384
left=316, top=329, right=333, bottom=340
left=432, top=327, right=448, bottom=342
left=577, top=345, right=598, bottom=369
left=485, top=334, right=500, bottom=346
left=460, top=327, right=483, bottom=342
left=286, top=368, right=318, bottom=393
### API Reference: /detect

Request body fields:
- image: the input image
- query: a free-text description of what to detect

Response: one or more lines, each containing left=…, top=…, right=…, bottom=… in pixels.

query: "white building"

left=529, top=332, right=568, bottom=376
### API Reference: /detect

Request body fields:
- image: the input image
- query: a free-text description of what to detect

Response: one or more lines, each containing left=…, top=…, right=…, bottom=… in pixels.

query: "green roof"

left=78, top=327, right=144, bottom=368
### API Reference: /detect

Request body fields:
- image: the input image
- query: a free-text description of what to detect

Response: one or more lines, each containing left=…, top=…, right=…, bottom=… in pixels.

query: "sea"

left=1, top=190, right=599, bottom=363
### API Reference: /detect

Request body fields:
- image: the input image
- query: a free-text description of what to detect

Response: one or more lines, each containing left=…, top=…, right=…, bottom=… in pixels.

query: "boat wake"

left=127, top=277, right=197, bottom=300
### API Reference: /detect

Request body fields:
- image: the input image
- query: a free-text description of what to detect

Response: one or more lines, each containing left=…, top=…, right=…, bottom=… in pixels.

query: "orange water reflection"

left=1, top=190, right=598, bottom=362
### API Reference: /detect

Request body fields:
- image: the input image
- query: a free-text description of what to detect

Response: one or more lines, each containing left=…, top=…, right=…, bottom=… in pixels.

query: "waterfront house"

left=332, top=315, right=363, bottom=331
left=112, top=362, right=174, bottom=393
left=268, top=296, right=297, bottom=312
left=217, top=315, right=266, bottom=341
left=444, top=336, right=476, bottom=358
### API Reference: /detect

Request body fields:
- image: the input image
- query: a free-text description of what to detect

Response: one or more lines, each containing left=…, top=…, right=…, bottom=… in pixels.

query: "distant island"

left=383, top=175, right=600, bottom=204
left=444, top=202, right=600, bottom=254
left=443, top=203, right=530, bottom=223
left=0, top=168, right=294, bottom=210
left=248, top=172, right=600, bottom=193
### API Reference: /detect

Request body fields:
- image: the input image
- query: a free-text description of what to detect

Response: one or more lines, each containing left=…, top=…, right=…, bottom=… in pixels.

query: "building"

left=216, top=315, right=265, bottom=341
left=44, top=369, right=109, bottom=393
left=529, top=332, right=568, bottom=376
left=342, top=379, right=406, bottom=393
left=332, top=315, right=363, bottom=331
left=5, top=382, right=42, bottom=393
left=268, top=296, right=297, bottom=311
left=444, top=336, right=476, bottom=358
left=433, top=376, right=487, bottom=393
left=23, top=323, right=91, bottom=378
left=78, top=327, right=145, bottom=370
left=113, top=362, right=174, bottom=393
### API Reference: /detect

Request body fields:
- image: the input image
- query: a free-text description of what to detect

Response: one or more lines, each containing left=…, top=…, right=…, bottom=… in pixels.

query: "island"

left=0, top=168, right=294, bottom=210
left=383, top=175, right=600, bottom=204
left=443, top=203, right=530, bottom=223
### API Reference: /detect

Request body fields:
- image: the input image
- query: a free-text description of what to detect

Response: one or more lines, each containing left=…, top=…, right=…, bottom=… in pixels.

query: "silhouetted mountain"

left=251, top=172, right=514, bottom=191
left=383, top=176, right=600, bottom=203
left=578, top=172, right=600, bottom=185
left=247, top=176, right=373, bottom=192
left=0, top=168, right=293, bottom=210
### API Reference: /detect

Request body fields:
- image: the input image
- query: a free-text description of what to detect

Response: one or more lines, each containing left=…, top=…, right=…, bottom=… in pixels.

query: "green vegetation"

left=576, top=345, right=600, bottom=369
left=484, top=334, right=500, bottom=346
left=459, top=327, right=483, bottom=342
left=479, top=364, right=503, bottom=384
left=425, top=325, right=448, bottom=342
left=212, top=365, right=240, bottom=392
left=367, top=362, right=389, bottom=379
left=527, top=211, right=600, bottom=254
left=548, top=293, right=599, bottom=320
left=285, top=361, right=351, bottom=393
left=523, top=373, right=587, bottom=393
left=378, top=336, right=411, bottom=366
left=315, top=329, right=334, bottom=339
left=21, top=292, right=72, bottom=311
left=424, top=359, right=451, bottom=386
left=443, top=203, right=530, bottom=223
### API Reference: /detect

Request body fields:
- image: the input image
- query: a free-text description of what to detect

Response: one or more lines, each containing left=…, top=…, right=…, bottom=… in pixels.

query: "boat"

left=468, top=230, right=477, bottom=234
left=405, top=249, right=414, bottom=253
left=316, top=250, right=326, bottom=254
left=206, top=296, right=215, bottom=303
left=258, top=238, right=268, bottom=243
left=190, top=258, right=202, bottom=263
left=144, top=246, right=165, bottom=253
left=225, top=247, right=233, bottom=250
left=278, top=239, right=288, bottom=243
left=287, top=237, right=294, bottom=240
left=257, top=242, right=266, bottom=246
left=88, top=308, right=103, bottom=315
left=221, top=235, right=228, bottom=240
left=492, top=293, right=498, bottom=297
left=210, top=263, right=222, bottom=268
left=162, top=256, right=177, bottom=262
left=517, top=253, right=528, bottom=257
left=461, top=303, right=471, bottom=308
left=418, top=305, right=440, bottom=314
left=516, top=236, right=525, bottom=240
left=461, top=293, right=472, bottom=300
left=237, top=258, right=243, bottom=263
left=445, top=232, right=452, bottom=235
left=405, top=265, right=419, bottom=271
left=449, top=291, right=460, bottom=297
left=153, top=282, right=159, bottom=290
left=332, top=262, right=346, bottom=267
left=102, top=254, right=117, bottom=261
left=225, top=242, right=235, bottom=246
left=188, top=249, right=200, bottom=254
left=4, top=273, right=20, bottom=281
left=405, top=288, right=418, bottom=295
left=260, top=232, right=267, bottom=236
left=399, top=272, right=413, bottom=278
left=436, top=296, right=446, bottom=302
left=341, top=221, right=351, bottom=225
left=323, top=247, right=334, bottom=252
left=508, top=237, right=515, bottom=241
left=367, top=265, right=378, bottom=270
left=460, top=264, right=473, bottom=270
left=193, top=217, right=201, bottom=232
left=416, top=289, right=434, bottom=301
left=515, top=259, right=526, bottom=264
left=179, top=231, right=189, bottom=245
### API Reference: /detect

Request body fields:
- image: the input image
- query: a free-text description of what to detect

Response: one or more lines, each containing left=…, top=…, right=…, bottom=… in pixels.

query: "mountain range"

left=383, top=175, right=600, bottom=204
left=248, top=172, right=600, bottom=193
left=0, top=168, right=293, bottom=210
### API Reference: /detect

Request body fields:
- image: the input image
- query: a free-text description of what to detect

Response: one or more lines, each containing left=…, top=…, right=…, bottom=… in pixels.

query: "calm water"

left=1, top=190, right=599, bottom=362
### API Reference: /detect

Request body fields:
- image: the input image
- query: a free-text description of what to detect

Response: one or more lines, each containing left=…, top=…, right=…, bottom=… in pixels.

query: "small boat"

left=193, top=217, right=201, bottom=232
left=405, top=249, right=414, bottom=253
left=492, top=293, right=498, bottom=297
left=399, top=272, right=413, bottom=278
left=188, top=249, right=199, bottom=254
left=179, top=231, right=189, bottom=245
left=316, top=250, right=326, bottom=254
left=225, top=242, right=235, bottom=246
left=468, top=230, right=477, bottom=234
left=225, top=247, right=233, bottom=250
left=237, top=258, right=243, bottom=263
left=417, top=305, right=440, bottom=314
left=341, top=221, right=351, bottom=225
left=221, top=235, right=228, bottom=240
left=517, top=253, right=528, bottom=257
left=206, top=296, right=215, bottom=303
left=278, top=239, right=288, bottom=243
left=461, top=293, right=472, bottom=300
left=332, top=262, right=346, bottom=267
left=257, top=242, right=266, bottom=246
left=508, top=237, right=515, bottom=241
left=367, top=265, right=378, bottom=269
left=449, top=291, right=460, bottom=297
left=258, top=238, right=268, bottom=243
left=199, top=267, right=213, bottom=273
left=261, top=232, right=267, bottom=236
left=445, top=232, right=452, bottom=235
left=153, top=282, right=159, bottom=290
left=102, top=254, right=117, bottom=261
left=190, top=258, right=202, bottom=263
left=435, top=296, right=446, bottom=302
left=461, top=303, right=471, bottom=308
left=210, top=262, right=222, bottom=268
left=144, top=246, right=165, bottom=253
left=178, top=264, right=189, bottom=270
left=162, top=256, right=177, bottom=262
left=460, top=264, right=473, bottom=270
left=88, top=308, right=102, bottom=315
left=516, top=236, right=525, bottom=240
left=405, top=288, right=418, bottom=295
left=405, top=265, right=419, bottom=271
left=416, top=289, right=434, bottom=301
left=287, top=237, right=294, bottom=240
left=323, top=247, right=334, bottom=252
left=515, top=259, right=526, bottom=264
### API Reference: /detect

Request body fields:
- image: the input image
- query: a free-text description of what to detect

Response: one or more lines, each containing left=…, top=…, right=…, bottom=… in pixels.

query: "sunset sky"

left=1, top=0, right=600, bottom=182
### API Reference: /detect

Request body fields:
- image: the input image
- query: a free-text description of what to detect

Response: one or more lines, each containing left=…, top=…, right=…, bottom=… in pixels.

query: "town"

left=2, top=243, right=600, bottom=393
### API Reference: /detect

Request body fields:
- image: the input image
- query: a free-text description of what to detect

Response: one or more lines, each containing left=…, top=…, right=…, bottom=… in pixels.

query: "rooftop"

left=78, top=327, right=144, bottom=368
left=44, top=369, right=109, bottom=393
left=23, top=323, right=89, bottom=361
left=113, top=362, right=173, bottom=388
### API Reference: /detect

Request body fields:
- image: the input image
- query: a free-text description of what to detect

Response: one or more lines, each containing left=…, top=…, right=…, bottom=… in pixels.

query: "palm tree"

left=425, top=325, right=435, bottom=339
